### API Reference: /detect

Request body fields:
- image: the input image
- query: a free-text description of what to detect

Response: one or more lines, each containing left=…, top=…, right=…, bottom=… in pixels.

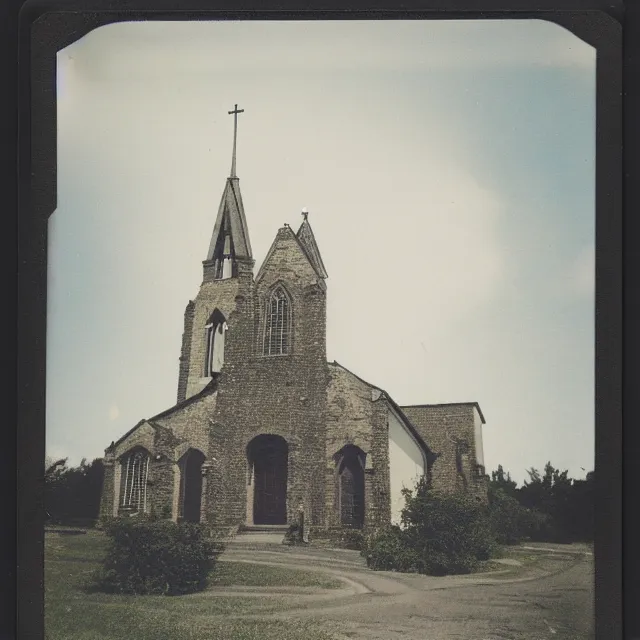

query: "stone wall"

left=177, top=301, right=195, bottom=404
left=326, top=364, right=391, bottom=529
left=207, top=227, right=329, bottom=528
left=182, top=258, right=254, bottom=400
left=401, top=404, right=488, bottom=501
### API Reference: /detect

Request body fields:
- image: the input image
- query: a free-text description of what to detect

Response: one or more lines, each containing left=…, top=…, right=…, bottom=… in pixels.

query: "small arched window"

left=204, top=310, right=227, bottom=376
left=263, top=286, right=291, bottom=356
left=335, top=445, right=366, bottom=528
left=120, top=449, right=149, bottom=512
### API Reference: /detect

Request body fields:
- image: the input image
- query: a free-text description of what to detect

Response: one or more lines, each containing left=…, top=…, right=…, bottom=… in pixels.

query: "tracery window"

left=263, top=286, right=291, bottom=356
left=120, top=449, right=149, bottom=512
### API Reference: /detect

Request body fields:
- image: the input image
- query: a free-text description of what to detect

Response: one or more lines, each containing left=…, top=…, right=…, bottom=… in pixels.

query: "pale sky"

left=47, top=19, right=596, bottom=485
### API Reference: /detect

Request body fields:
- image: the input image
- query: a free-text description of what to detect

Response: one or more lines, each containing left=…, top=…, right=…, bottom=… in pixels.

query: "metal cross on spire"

left=228, top=104, right=244, bottom=178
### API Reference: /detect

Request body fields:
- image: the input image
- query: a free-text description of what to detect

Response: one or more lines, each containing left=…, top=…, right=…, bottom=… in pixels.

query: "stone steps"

left=238, top=524, right=290, bottom=533
left=231, top=524, right=290, bottom=545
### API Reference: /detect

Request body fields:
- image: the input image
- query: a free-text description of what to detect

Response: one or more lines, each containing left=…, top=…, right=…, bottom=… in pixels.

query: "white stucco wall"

left=388, top=409, right=426, bottom=525
left=473, top=407, right=485, bottom=468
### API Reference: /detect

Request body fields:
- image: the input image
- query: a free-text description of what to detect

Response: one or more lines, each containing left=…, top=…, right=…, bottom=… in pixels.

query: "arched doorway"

left=336, top=445, right=365, bottom=528
left=178, top=449, right=205, bottom=523
left=247, top=435, right=288, bottom=525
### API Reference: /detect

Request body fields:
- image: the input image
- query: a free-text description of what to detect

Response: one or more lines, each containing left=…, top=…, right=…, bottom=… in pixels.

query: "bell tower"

left=176, top=105, right=255, bottom=402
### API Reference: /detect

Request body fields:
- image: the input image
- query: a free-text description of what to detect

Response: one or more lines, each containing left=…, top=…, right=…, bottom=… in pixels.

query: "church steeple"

left=205, top=105, right=253, bottom=280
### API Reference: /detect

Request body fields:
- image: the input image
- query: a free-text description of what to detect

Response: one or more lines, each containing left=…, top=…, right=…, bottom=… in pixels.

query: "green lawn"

left=211, top=560, right=342, bottom=589
left=45, top=530, right=340, bottom=640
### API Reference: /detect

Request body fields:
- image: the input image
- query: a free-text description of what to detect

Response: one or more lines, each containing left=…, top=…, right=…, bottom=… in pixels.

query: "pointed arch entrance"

left=335, top=445, right=366, bottom=528
left=178, top=449, right=206, bottom=523
left=247, top=435, right=288, bottom=525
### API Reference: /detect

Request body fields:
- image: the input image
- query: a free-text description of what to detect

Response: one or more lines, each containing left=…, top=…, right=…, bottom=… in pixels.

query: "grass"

left=45, top=530, right=340, bottom=640
left=211, top=560, right=342, bottom=589
left=477, top=544, right=557, bottom=579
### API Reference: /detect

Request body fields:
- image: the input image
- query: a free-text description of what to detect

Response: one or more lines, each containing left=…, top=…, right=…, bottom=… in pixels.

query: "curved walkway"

left=210, top=542, right=594, bottom=639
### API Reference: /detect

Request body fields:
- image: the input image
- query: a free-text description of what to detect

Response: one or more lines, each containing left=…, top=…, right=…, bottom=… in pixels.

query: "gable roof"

left=107, top=380, right=219, bottom=452
left=328, top=360, right=436, bottom=460
left=255, top=224, right=327, bottom=285
left=206, top=177, right=252, bottom=261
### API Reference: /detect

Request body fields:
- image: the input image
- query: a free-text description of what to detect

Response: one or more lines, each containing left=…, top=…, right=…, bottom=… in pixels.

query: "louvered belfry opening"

left=248, top=435, right=288, bottom=525
left=337, top=445, right=365, bottom=528
left=263, top=286, right=291, bottom=356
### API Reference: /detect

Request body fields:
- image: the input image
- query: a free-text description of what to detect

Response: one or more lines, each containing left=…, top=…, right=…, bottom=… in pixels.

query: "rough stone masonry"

left=99, top=108, right=489, bottom=534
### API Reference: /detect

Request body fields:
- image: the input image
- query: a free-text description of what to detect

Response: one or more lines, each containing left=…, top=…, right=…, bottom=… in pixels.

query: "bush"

left=338, top=528, right=365, bottom=550
left=488, top=488, right=532, bottom=545
left=45, top=458, right=105, bottom=526
left=361, top=526, right=423, bottom=573
left=95, top=518, right=222, bottom=595
left=362, top=478, right=498, bottom=576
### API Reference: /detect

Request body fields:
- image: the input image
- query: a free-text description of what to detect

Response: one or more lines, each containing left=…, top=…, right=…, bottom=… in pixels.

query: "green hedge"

left=94, top=518, right=223, bottom=595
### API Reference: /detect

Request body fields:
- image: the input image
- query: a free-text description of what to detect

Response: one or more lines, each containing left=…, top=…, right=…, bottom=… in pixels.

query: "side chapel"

left=99, top=106, right=489, bottom=533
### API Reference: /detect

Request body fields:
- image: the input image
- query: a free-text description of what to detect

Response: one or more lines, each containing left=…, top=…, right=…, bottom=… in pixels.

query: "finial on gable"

left=301, top=207, right=309, bottom=221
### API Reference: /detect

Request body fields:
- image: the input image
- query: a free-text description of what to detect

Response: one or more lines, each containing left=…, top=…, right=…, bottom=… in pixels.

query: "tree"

left=45, top=457, right=105, bottom=526
left=518, top=462, right=593, bottom=543
left=489, top=464, right=518, bottom=499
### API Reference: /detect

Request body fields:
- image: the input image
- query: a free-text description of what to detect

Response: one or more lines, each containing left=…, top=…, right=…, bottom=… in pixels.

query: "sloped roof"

left=255, top=225, right=327, bottom=285
left=206, top=177, right=252, bottom=261
left=328, top=360, right=435, bottom=460
left=296, top=219, right=328, bottom=279
left=107, top=380, right=219, bottom=452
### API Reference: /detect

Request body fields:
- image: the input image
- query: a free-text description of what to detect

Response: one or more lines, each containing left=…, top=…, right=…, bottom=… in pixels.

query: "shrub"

left=362, top=478, right=498, bottom=576
left=361, top=526, right=423, bottom=573
left=400, top=480, right=497, bottom=574
left=338, top=528, right=365, bottom=550
left=488, top=487, right=532, bottom=545
left=95, top=518, right=221, bottom=595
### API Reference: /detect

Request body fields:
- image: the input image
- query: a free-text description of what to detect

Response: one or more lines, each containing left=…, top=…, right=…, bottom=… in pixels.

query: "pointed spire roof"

left=206, top=178, right=252, bottom=260
left=296, top=211, right=328, bottom=279
left=205, top=105, right=252, bottom=261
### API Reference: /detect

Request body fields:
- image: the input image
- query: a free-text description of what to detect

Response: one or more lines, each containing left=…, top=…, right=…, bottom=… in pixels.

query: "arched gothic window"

left=263, top=286, right=291, bottom=356
left=204, top=310, right=227, bottom=376
left=120, top=449, right=149, bottom=512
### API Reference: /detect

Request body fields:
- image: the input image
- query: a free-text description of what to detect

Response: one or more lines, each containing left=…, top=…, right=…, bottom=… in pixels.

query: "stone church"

left=99, top=107, right=488, bottom=534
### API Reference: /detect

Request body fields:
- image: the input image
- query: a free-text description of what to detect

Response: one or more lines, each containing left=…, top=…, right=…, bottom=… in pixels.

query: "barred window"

left=121, top=450, right=149, bottom=512
left=263, top=286, right=291, bottom=356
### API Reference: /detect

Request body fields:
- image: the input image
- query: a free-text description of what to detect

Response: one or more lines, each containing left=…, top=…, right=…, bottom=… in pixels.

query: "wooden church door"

left=252, top=437, right=288, bottom=525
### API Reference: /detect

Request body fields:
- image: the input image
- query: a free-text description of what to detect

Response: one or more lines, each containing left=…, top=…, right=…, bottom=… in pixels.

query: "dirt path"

left=216, top=543, right=594, bottom=640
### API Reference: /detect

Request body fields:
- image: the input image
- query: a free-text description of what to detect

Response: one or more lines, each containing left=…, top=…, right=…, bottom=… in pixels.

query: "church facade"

left=99, top=110, right=488, bottom=533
